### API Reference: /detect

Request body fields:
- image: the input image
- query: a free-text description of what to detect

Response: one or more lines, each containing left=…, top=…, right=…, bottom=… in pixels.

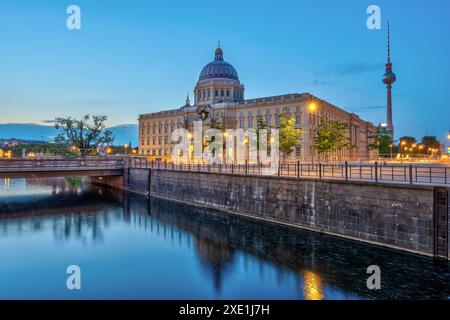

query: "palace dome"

left=199, top=47, right=239, bottom=81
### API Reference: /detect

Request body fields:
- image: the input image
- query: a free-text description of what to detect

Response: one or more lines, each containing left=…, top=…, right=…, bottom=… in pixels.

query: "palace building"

left=138, top=46, right=378, bottom=162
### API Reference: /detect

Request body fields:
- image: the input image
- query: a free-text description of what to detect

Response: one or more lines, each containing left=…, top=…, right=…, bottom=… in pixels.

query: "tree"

left=314, top=119, right=351, bottom=160
left=421, top=136, right=440, bottom=149
left=369, top=125, right=392, bottom=155
left=421, top=136, right=441, bottom=155
left=11, top=142, right=79, bottom=158
left=277, top=112, right=303, bottom=161
left=398, top=136, right=417, bottom=155
left=255, top=114, right=268, bottom=163
left=398, top=136, right=417, bottom=145
left=54, top=115, right=114, bottom=155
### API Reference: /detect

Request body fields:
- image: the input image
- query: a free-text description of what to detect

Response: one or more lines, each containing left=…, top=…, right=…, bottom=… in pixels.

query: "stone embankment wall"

left=93, top=168, right=449, bottom=259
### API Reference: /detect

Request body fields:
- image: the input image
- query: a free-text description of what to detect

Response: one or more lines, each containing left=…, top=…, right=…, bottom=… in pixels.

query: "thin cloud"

left=303, top=80, right=333, bottom=86
left=347, top=105, right=385, bottom=112
left=313, top=61, right=382, bottom=79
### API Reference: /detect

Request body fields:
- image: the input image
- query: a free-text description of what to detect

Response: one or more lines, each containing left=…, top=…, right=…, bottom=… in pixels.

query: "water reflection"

left=0, top=178, right=448, bottom=300
left=303, top=271, right=324, bottom=300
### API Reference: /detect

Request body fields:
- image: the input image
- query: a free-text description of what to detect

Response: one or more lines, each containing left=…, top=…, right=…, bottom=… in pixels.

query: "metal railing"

left=128, top=158, right=450, bottom=186
left=0, top=158, right=124, bottom=170
left=2, top=157, right=448, bottom=186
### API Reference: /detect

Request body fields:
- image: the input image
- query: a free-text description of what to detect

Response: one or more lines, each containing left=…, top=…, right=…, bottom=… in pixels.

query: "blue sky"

left=0, top=0, right=449, bottom=142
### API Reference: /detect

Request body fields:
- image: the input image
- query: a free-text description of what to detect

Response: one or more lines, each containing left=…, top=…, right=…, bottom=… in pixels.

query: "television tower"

left=382, top=21, right=396, bottom=141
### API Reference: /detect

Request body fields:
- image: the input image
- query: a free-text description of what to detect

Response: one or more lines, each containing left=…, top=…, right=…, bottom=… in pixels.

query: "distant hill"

left=0, top=123, right=138, bottom=147
left=108, top=124, right=139, bottom=146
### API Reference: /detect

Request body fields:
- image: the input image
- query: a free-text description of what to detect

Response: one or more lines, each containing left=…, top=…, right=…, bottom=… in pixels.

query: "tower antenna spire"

left=387, top=20, right=391, bottom=63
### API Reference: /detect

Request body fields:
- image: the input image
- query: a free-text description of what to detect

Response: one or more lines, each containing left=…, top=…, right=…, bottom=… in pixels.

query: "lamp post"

left=308, top=100, right=318, bottom=163
left=411, top=144, right=417, bottom=161
left=223, top=131, right=228, bottom=164
left=389, top=144, right=393, bottom=160
left=447, top=131, right=450, bottom=157
left=400, top=141, right=406, bottom=163
left=418, top=145, right=424, bottom=159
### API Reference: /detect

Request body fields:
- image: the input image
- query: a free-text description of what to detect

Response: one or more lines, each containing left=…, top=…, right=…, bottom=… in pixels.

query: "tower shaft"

left=386, top=84, right=393, bottom=140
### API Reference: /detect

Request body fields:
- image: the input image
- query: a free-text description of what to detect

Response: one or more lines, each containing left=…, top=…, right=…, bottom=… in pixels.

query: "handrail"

left=128, top=159, right=450, bottom=186
left=1, top=157, right=448, bottom=186
left=0, top=157, right=124, bottom=170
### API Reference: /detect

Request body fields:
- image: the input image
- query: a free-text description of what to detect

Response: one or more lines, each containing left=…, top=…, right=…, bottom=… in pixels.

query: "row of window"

left=142, top=148, right=172, bottom=156
left=141, top=106, right=349, bottom=143
left=141, top=146, right=303, bottom=158
left=141, top=136, right=171, bottom=146
left=238, top=113, right=302, bottom=128
left=141, top=123, right=183, bottom=135
left=197, top=88, right=243, bottom=101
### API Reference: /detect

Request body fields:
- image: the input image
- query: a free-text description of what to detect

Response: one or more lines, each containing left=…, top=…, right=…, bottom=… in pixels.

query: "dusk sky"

left=0, top=0, right=449, bottom=142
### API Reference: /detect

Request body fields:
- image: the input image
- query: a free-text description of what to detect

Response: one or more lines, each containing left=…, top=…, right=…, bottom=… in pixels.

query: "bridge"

left=1, top=157, right=450, bottom=186
left=0, top=158, right=124, bottom=178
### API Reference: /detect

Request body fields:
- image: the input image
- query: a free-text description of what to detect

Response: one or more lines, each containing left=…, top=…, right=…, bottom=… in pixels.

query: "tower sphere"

left=383, top=68, right=396, bottom=85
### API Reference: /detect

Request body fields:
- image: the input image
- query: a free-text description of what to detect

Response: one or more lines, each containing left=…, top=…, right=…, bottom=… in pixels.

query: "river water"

left=0, top=178, right=448, bottom=299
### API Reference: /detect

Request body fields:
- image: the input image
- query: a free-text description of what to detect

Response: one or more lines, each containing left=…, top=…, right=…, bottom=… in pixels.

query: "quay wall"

left=96, top=168, right=449, bottom=259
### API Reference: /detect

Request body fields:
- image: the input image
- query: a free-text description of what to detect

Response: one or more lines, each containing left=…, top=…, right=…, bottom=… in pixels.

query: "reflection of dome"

left=195, top=236, right=235, bottom=293
left=199, top=46, right=239, bottom=81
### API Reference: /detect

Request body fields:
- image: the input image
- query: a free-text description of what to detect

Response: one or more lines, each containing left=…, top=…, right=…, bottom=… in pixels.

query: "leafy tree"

left=10, top=142, right=78, bottom=158
left=277, top=112, right=303, bottom=161
left=54, top=115, right=114, bottom=155
left=369, top=125, right=392, bottom=155
left=398, top=136, right=417, bottom=146
left=255, top=114, right=268, bottom=162
left=205, top=119, right=222, bottom=150
left=398, top=136, right=418, bottom=154
left=314, top=119, right=351, bottom=160
left=256, top=114, right=266, bottom=131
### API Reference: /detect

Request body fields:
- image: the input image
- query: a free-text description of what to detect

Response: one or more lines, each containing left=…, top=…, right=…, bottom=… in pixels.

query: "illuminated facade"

left=138, top=46, right=377, bottom=162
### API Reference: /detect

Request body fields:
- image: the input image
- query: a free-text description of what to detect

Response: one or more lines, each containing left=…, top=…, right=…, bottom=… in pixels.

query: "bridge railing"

left=127, top=158, right=450, bottom=186
left=0, top=158, right=125, bottom=170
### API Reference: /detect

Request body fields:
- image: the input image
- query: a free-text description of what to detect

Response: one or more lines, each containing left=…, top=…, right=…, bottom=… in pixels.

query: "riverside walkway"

left=1, top=157, right=449, bottom=186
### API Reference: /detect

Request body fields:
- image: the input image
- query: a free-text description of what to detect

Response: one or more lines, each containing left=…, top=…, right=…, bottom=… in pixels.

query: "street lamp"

left=389, top=144, right=393, bottom=159
left=418, top=145, right=424, bottom=158
left=308, top=102, right=317, bottom=112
